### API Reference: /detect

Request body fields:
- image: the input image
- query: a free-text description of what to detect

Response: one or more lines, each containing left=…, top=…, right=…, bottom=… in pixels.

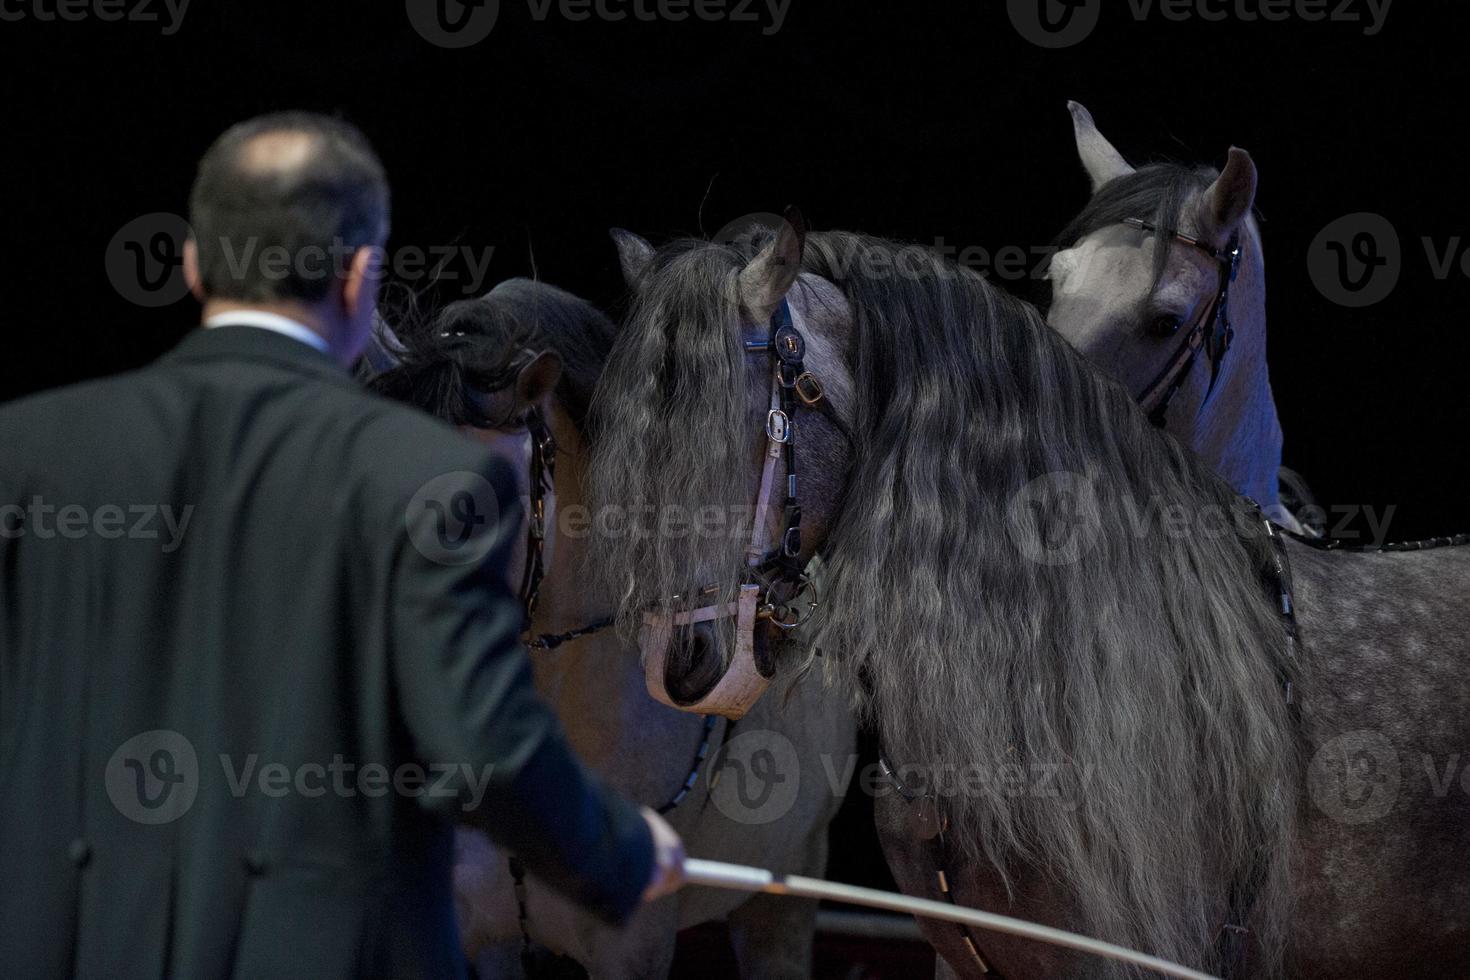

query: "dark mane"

left=590, top=228, right=1302, bottom=977
left=363, top=278, right=616, bottom=429
left=1051, top=161, right=1218, bottom=304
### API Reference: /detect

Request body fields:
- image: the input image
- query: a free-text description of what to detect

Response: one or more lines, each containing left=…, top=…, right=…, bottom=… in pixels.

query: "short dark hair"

left=188, top=111, right=390, bottom=303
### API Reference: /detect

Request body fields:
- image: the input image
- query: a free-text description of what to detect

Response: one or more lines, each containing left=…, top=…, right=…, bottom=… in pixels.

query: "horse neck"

left=529, top=405, right=709, bottom=799
left=1188, top=219, right=1291, bottom=524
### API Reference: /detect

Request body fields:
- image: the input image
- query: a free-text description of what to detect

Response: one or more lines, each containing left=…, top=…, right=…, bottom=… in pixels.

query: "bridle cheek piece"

left=1123, top=216, right=1242, bottom=428
left=517, top=408, right=557, bottom=621
left=639, top=297, right=823, bottom=721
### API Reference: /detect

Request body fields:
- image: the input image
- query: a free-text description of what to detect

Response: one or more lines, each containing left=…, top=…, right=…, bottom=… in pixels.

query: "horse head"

left=592, top=209, right=856, bottom=718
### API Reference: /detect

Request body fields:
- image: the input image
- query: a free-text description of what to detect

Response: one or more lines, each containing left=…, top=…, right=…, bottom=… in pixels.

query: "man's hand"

left=640, top=807, right=686, bottom=902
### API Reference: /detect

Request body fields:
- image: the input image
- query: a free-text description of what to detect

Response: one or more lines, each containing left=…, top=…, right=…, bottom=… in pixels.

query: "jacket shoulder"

left=337, top=390, right=516, bottom=529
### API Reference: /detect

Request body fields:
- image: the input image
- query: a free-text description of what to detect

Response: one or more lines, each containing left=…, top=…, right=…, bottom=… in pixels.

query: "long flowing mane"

left=590, top=228, right=1303, bottom=975
left=803, top=231, right=1301, bottom=976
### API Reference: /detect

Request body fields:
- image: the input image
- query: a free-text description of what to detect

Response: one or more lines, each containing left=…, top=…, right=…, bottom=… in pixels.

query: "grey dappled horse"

left=593, top=220, right=1470, bottom=978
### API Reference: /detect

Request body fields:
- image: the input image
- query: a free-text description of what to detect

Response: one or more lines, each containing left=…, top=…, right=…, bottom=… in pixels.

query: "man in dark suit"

left=0, top=112, right=683, bottom=979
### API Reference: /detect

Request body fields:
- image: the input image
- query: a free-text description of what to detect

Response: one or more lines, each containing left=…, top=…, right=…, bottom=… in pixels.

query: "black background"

left=2, top=0, right=1465, bottom=908
left=5, top=1, right=1466, bottom=538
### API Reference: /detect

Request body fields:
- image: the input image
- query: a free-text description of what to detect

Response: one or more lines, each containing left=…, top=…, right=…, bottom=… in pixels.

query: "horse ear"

left=514, top=350, right=562, bottom=408
left=610, top=228, right=655, bottom=286
left=1201, top=147, right=1258, bottom=239
left=1068, top=101, right=1135, bottom=191
left=737, top=206, right=806, bottom=322
left=361, top=310, right=405, bottom=373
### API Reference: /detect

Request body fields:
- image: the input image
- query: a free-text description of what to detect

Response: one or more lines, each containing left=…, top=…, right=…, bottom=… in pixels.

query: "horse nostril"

left=688, top=631, right=709, bottom=661
left=666, top=623, right=726, bottom=706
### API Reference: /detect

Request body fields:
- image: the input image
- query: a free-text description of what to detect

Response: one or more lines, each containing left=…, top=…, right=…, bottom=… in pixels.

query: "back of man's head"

left=188, top=112, right=390, bottom=304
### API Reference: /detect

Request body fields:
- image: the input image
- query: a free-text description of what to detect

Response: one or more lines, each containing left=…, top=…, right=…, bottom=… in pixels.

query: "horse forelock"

left=586, top=239, right=763, bottom=651
left=802, top=230, right=1302, bottom=977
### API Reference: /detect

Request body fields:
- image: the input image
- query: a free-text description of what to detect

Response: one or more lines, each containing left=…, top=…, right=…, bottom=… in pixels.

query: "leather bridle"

left=517, top=408, right=556, bottom=620
left=739, top=296, right=827, bottom=625
left=638, top=296, right=827, bottom=718
left=1122, top=216, right=1242, bottom=429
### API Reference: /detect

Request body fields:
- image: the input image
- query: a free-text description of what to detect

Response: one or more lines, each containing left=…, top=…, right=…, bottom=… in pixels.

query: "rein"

left=1122, top=217, right=1241, bottom=429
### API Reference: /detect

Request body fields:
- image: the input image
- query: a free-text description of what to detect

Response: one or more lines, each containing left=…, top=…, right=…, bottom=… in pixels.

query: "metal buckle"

left=755, top=573, right=819, bottom=630
left=766, top=408, right=792, bottom=443
left=794, top=371, right=824, bottom=406
left=772, top=324, right=805, bottom=364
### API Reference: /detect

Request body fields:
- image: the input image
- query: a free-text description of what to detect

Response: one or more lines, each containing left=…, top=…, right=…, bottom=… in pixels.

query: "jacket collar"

left=164, top=324, right=354, bottom=386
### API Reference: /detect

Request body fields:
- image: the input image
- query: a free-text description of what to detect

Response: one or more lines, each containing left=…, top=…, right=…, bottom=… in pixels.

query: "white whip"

left=682, top=858, right=1219, bottom=980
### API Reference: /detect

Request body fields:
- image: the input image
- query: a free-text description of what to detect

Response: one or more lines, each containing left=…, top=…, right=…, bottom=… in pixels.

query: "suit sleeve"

left=386, top=454, right=653, bottom=925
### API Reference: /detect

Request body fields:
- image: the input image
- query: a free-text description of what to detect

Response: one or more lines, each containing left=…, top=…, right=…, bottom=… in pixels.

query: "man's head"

left=184, top=112, right=390, bottom=364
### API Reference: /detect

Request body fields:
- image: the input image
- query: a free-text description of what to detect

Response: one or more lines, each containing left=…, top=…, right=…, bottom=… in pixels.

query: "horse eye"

left=1149, top=314, right=1184, bottom=338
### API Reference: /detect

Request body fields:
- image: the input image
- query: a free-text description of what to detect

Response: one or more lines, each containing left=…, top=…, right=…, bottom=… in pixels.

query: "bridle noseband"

left=1122, top=216, right=1242, bottom=428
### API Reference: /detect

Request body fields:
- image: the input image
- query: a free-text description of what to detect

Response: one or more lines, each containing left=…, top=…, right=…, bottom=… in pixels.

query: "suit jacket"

left=0, top=325, right=652, bottom=980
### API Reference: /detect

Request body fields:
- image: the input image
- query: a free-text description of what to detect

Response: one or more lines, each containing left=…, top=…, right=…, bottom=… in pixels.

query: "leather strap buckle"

left=765, top=408, right=792, bottom=443
left=794, top=371, right=824, bottom=406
